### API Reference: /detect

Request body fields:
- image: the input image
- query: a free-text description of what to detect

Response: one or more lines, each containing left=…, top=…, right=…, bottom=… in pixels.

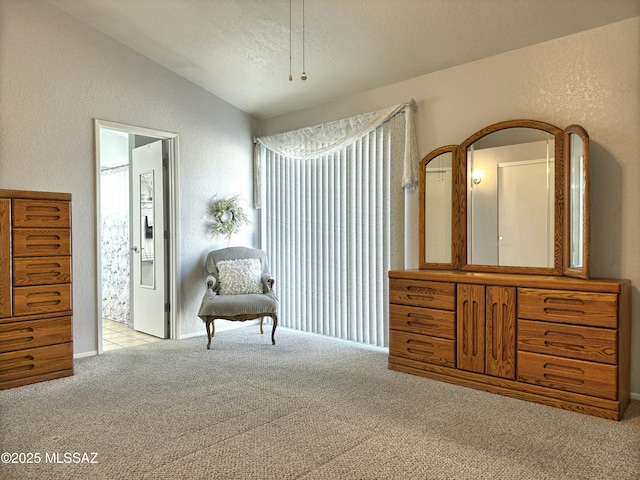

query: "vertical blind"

left=258, top=105, right=416, bottom=347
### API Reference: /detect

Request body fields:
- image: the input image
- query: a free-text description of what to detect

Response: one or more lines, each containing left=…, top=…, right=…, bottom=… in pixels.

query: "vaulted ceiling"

left=46, top=0, right=640, bottom=119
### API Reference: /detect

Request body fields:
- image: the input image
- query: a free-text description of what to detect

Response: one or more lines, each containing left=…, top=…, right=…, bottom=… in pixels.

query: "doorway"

left=94, top=120, right=179, bottom=353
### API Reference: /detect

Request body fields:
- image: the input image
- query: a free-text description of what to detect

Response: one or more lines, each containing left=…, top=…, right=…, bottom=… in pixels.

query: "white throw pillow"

left=217, top=258, right=263, bottom=295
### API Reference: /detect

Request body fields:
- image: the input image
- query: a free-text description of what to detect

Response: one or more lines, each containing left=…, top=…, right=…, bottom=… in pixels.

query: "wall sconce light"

left=472, top=171, right=482, bottom=185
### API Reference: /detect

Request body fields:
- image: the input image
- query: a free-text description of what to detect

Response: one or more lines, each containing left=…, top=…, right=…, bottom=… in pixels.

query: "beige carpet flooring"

left=1, top=326, right=639, bottom=480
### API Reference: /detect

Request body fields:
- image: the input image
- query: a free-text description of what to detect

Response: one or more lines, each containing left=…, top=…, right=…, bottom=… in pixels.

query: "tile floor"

left=102, top=318, right=164, bottom=351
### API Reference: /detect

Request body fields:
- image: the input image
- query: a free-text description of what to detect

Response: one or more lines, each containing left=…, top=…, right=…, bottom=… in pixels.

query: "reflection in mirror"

left=467, top=128, right=555, bottom=268
left=565, top=125, right=589, bottom=278
left=569, top=133, right=585, bottom=269
left=140, top=171, right=155, bottom=288
left=424, top=152, right=453, bottom=264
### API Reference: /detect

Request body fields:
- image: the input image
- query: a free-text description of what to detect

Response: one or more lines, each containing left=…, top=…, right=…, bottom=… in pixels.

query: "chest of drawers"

left=388, top=270, right=631, bottom=420
left=0, top=190, right=73, bottom=390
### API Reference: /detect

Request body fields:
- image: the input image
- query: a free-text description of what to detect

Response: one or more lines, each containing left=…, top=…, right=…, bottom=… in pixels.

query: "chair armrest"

left=261, top=273, right=275, bottom=291
left=206, top=275, right=217, bottom=291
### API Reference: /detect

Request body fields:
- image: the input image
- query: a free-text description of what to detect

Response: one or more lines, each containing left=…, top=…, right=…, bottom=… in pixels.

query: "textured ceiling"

left=46, top=0, right=640, bottom=119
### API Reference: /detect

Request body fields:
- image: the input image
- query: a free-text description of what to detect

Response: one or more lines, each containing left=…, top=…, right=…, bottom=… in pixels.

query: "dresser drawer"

left=390, top=304, right=455, bottom=339
left=12, top=199, right=70, bottom=228
left=12, top=229, right=71, bottom=257
left=13, top=256, right=72, bottom=286
left=518, top=319, right=617, bottom=364
left=0, top=342, right=72, bottom=384
left=389, top=279, right=456, bottom=310
left=390, top=330, right=455, bottom=367
left=0, top=316, right=72, bottom=353
left=518, top=288, right=617, bottom=328
left=13, top=284, right=72, bottom=316
left=517, top=351, right=617, bottom=400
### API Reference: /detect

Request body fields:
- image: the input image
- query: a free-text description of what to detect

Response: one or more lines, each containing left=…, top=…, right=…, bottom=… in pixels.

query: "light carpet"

left=1, top=327, right=639, bottom=480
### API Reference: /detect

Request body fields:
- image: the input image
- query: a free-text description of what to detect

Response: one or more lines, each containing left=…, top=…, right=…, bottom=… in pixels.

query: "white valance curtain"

left=254, top=101, right=418, bottom=347
left=254, top=100, right=418, bottom=208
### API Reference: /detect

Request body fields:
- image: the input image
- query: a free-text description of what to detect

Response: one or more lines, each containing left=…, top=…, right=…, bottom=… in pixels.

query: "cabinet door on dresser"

left=457, top=284, right=516, bottom=380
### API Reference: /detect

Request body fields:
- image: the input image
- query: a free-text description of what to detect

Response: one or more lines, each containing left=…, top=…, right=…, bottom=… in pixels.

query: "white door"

left=131, top=140, right=168, bottom=338
left=497, top=159, right=554, bottom=267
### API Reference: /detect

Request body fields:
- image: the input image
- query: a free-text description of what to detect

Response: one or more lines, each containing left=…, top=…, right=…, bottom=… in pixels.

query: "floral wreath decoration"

left=208, top=194, right=250, bottom=240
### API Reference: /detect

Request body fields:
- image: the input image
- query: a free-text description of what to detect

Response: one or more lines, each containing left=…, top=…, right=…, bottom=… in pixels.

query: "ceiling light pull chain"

left=300, top=0, right=307, bottom=80
left=289, top=0, right=293, bottom=81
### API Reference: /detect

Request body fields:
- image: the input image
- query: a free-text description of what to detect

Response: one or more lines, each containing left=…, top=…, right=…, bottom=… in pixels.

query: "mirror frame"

left=459, top=120, right=564, bottom=275
left=563, top=124, right=590, bottom=279
left=419, top=145, right=459, bottom=270
left=419, top=119, right=591, bottom=277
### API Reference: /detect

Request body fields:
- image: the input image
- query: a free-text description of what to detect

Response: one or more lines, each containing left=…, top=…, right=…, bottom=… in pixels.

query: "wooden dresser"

left=389, top=270, right=631, bottom=420
left=0, top=189, right=73, bottom=389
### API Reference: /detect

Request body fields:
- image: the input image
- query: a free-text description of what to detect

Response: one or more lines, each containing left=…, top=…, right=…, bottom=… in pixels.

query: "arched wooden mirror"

left=419, top=119, right=590, bottom=277
left=460, top=120, right=563, bottom=274
left=419, top=146, right=458, bottom=269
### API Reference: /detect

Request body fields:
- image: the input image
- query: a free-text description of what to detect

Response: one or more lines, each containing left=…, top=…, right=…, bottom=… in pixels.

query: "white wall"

left=0, top=0, right=259, bottom=353
left=262, top=17, right=640, bottom=396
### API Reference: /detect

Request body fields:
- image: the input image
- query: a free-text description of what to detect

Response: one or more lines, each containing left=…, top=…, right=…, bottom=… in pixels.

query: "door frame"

left=94, top=119, right=180, bottom=353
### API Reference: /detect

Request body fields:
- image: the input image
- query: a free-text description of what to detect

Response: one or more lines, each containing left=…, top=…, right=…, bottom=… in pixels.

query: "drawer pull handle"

left=407, top=339, right=436, bottom=355
left=543, top=374, right=585, bottom=386
left=543, top=297, right=586, bottom=306
left=544, top=341, right=585, bottom=352
left=26, top=300, right=61, bottom=308
left=544, top=362, right=584, bottom=375
left=3, top=337, right=35, bottom=348
left=408, top=312, right=435, bottom=320
left=25, top=215, right=62, bottom=222
left=544, top=330, right=585, bottom=340
left=407, top=339, right=435, bottom=348
left=26, top=234, right=61, bottom=241
left=407, top=348, right=435, bottom=356
left=4, top=327, right=35, bottom=338
left=543, top=308, right=585, bottom=316
left=407, top=294, right=434, bottom=302
left=25, top=205, right=61, bottom=213
left=408, top=322, right=439, bottom=330
left=26, top=262, right=62, bottom=270
left=24, top=292, right=62, bottom=308
left=26, top=272, right=61, bottom=280
left=2, top=357, right=36, bottom=374
left=407, top=286, right=439, bottom=294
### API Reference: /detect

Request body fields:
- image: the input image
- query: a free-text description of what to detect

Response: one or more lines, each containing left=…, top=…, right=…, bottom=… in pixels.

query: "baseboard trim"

left=631, top=392, right=640, bottom=401
left=74, top=350, right=98, bottom=359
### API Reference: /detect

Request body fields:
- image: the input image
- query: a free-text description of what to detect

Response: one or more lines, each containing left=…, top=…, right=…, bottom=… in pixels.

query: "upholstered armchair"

left=197, top=246, right=278, bottom=349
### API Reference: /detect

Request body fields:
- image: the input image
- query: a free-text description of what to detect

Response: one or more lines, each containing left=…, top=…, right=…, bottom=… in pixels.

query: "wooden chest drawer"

left=0, top=342, right=72, bottom=384
left=390, top=304, right=455, bottom=339
left=518, top=288, right=618, bottom=328
left=12, top=199, right=70, bottom=228
left=518, top=319, right=617, bottom=364
left=12, top=229, right=71, bottom=257
left=0, top=316, right=72, bottom=353
left=13, top=256, right=72, bottom=286
left=0, top=199, right=10, bottom=319
left=390, top=330, right=455, bottom=367
left=517, top=351, right=617, bottom=400
left=389, top=279, right=456, bottom=310
left=13, top=284, right=72, bottom=316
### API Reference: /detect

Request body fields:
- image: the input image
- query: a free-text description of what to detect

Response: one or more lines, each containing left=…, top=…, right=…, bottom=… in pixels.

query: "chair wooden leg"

left=260, top=317, right=264, bottom=334
left=206, top=318, right=216, bottom=349
left=271, top=314, right=277, bottom=345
